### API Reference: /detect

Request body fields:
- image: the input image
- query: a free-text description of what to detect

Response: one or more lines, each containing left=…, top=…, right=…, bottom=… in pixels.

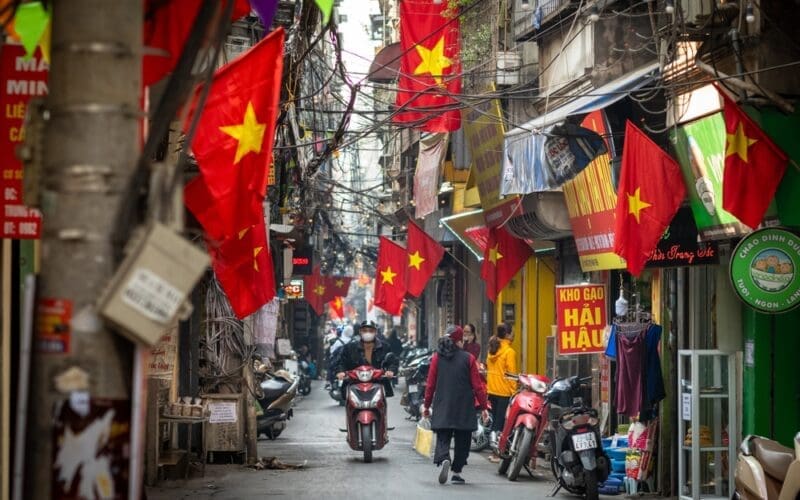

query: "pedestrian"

left=422, top=325, right=489, bottom=485
left=462, top=323, right=481, bottom=360
left=387, top=328, right=404, bottom=358
left=485, top=323, right=517, bottom=462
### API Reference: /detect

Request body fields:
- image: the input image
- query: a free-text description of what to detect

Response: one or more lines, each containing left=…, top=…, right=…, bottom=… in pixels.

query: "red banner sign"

left=556, top=284, right=607, bottom=355
left=0, top=44, right=47, bottom=239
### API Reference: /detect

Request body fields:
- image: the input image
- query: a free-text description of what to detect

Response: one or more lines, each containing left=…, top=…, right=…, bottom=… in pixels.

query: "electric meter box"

left=98, top=222, right=209, bottom=346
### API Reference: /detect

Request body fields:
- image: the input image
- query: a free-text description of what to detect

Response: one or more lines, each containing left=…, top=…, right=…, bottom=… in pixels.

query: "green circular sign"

left=730, top=227, right=800, bottom=313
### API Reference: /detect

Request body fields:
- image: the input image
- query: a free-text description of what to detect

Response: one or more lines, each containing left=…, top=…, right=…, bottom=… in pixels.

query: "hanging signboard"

left=671, top=112, right=777, bottom=240
left=0, top=44, right=46, bottom=239
left=562, top=111, right=626, bottom=272
left=646, top=206, right=718, bottom=268
left=729, top=227, right=800, bottom=313
left=556, top=284, right=607, bottom=355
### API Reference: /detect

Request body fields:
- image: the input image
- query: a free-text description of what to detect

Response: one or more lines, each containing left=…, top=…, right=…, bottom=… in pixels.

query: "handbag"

left=413, top=417, right=434, bottom=458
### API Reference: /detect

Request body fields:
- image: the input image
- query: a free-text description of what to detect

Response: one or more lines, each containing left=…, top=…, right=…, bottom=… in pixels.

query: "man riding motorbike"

left=335, top=320, right=398, bottom=397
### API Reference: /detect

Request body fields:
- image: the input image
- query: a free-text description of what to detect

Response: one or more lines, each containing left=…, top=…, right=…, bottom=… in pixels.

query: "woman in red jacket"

left=462, top=323, right=481, bottom=361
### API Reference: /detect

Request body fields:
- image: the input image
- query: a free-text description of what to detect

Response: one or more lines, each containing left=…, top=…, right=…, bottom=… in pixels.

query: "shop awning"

left=505, top=62, right=661, bottom=137
left=367, top=42, right=401, bottom=83
left=440, top=209, right=488, bottom=260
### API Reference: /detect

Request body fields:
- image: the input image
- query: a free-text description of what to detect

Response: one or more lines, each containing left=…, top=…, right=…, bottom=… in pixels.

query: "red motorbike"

left=497, top=372, right=551, bottom=481
left=343, top=365, right=389, bottom=463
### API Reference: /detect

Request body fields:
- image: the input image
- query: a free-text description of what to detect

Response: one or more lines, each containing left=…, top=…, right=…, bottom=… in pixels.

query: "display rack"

left=677, top=350, right=737, bottom=499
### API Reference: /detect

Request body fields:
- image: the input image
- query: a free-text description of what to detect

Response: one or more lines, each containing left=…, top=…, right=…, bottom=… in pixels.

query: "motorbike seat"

left=752, top=438, right=795, bottom=482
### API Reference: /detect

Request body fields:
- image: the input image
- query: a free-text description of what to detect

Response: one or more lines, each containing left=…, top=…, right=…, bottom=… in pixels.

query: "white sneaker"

left=438, top=459, right=450, bottom=484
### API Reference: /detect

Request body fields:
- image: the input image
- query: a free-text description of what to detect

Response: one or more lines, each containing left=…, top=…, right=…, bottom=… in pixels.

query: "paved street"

left=146, top=380, right=573, bottom=500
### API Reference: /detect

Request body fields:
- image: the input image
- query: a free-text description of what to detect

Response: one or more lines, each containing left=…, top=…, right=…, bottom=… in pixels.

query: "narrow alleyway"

left=146, top=380, right=566, bottom=499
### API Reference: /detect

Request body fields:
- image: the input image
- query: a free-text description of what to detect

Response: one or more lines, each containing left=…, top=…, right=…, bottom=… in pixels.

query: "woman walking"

left=462, top=323, right=481, bottom=361
left=423, top=325, right=489, bottom=485
left=485, top=323, right=517, bottom=462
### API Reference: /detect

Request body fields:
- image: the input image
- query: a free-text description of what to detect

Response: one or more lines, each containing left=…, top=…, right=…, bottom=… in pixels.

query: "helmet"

left=359, top=320, right=378, bottom=331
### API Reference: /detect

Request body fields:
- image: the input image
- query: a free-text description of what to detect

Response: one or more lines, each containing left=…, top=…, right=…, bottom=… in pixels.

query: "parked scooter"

left=255, top=367, right=298, bottom=440
left=545, top=375, right=609, bottom=500
left=400, top=353, right=431, bottom=421
left=734, top=432, right=800, bottom=500
left=342, top=365, right=390, bottom=463
left=496, top=372, right=551, bottom=480
left=298, top=360, right=312, bottom=396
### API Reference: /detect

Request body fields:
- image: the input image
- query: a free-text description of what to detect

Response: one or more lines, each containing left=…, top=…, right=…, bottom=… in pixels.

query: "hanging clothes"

left=615, top=326, right=647, bottom=418
left=641, top=324, right=665, bottom=421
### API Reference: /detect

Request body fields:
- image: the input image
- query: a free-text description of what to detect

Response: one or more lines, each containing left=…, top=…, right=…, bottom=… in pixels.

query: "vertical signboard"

left=671, top=112, right=776, bottom=239
left=556, top=284, right=607, bottom=355
left=463, top=93, right=521, bottom=227
left=562, top=111, right=626, bottom=272
left=0, top=44, right=46, bottom=238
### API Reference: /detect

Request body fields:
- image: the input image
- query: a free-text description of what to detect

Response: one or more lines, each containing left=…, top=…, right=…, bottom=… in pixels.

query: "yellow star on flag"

left=413, top=36, right=453, bottom=85
left=380, top=266, right=398, bottom=285
left=314, top=284, right=326, bottom=296
left=219, top=101, right=266, bottom=164
left=253, top=246, right=264, bottom=272
left=726, top=123, right=758, bottom=162
left=334, top=297, right=343, bottom=308
left=335, top=279, right=345, bottom=288
left=408, top=251, right=425, bottom=271
left=488, top=244, right=503, bottom=265
left=627, top=187, right=652, bottom=224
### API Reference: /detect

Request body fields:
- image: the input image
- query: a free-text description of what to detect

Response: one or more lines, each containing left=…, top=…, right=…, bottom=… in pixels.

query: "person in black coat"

left=335, top=320, right=399, bottom=397
left=423, top=325, right=489, bottom=485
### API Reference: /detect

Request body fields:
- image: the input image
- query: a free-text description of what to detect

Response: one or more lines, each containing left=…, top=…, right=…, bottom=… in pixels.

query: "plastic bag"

left=414, top=418, right=434, bottom=458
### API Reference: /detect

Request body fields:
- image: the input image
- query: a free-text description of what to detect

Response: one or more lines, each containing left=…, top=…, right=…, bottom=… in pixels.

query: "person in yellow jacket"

left=485, top=323, right=517, bottom=461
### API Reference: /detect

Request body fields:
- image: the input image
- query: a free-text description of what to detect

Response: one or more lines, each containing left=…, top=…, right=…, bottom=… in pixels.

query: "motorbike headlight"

left=356, top=370, right=373, bottom=382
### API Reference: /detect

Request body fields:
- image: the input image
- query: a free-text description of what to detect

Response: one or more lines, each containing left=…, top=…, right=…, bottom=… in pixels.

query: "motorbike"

left=329, top=378, right=345, bottom=406
left=734, top=432, right=800, bottom=500
left=342, top=365, right=390, bottom=463
left=471, top=410, right=493, bottom=452
left=256, top=368, right=298, bottom=440
left=298, top=360, right=312, bottom=396
left=544, top=375, right=609, bottom=500
left=400, top=354, right=431, bottom=421
left=496, top=372, right=551, bottom=481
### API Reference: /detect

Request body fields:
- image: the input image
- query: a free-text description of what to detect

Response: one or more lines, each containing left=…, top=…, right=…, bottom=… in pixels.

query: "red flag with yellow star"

left=303, top=266, right=328, bottom=315
left=717, top=88, right=788, bottom=228
left=323, top=276, right=352, bottom=302
left=614, top=121, right=686, bottom=276
left=184, top=176, right=264, bottom=242
left=406, top=221, right=444, bottom=297
left=374, top=237, right=408, bottom=316
left=394, top=0, right=461, bottom=132
left=328, top=296, right=344, bottom=319
left=480, top=226, right=532, bottom=302
left=210, top=219, right=276, bottom=319
left=189, top=26, right=284, bottom=198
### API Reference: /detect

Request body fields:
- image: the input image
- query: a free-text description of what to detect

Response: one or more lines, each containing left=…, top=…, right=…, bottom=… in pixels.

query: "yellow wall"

left=494, top=255, right=556, bottom=374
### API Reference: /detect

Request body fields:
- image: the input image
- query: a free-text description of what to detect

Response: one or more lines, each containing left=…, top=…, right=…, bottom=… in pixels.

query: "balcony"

left=515, top=0, right=581, bottom=42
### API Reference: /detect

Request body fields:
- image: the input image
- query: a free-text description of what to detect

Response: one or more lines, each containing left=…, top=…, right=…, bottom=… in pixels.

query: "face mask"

left=361, top=332, right=376, bottom=342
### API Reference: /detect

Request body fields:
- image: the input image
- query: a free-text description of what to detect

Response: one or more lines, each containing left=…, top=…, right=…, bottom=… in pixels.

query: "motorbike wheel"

left=266, top=427, right=283, bottom=440
left=507, top=427, right=533, bottom=481
left=498, top=456, right=511, bottom=475
left=584, top=471, right=599, bottom=500
left=299, top=382, right=311, bottom=396
left=361, top=424, right=373, bottom=463
left=551, top=457, right=586, bottom=495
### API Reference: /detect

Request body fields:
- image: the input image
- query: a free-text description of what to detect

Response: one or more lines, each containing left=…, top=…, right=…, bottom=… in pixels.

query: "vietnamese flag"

left=184, top=176, right=264, bottom=242
left=481, top=226, right=531, bottom=302
left=374, top=237, right=408, bottom=316
left=209, top=219, right=276, bottom=318
left=188, top=26, right=284, bottom=198
left=324, top=276, right=352, bottom=302
left=614, top=121, right=686, bottom=276
left=406, top=221, right=444, bottom=297
left=717, top=87, right=788, bottom=228
left=394, top=0, right=461, bottom=132
left=304, top=266, right=328, bottom=315
left=328, top=296, right=344, bottom=319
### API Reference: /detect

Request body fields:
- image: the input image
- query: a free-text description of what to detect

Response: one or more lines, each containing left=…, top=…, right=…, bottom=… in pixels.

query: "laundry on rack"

left=607, top=320, right=665, bottom=420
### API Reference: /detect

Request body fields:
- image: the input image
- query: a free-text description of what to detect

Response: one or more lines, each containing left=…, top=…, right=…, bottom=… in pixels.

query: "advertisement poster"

left=556, top=284, right=607, bottom=355
left=562, top=111, right=626, bottom=272
left=36, top=298, right=72, bottom=354
left=0, top=44, right=46, bottom=238
left=671, top=112, right=776, bottom=240
left=463, top=94, right=521, bottom=227
left=52, top=398, right=130, bottom=499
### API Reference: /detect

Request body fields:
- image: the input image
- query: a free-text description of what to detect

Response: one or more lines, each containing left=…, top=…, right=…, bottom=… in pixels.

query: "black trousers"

left=488, top=395, right=510, bottom=433
left=434, top=429, right=472, bottom=473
